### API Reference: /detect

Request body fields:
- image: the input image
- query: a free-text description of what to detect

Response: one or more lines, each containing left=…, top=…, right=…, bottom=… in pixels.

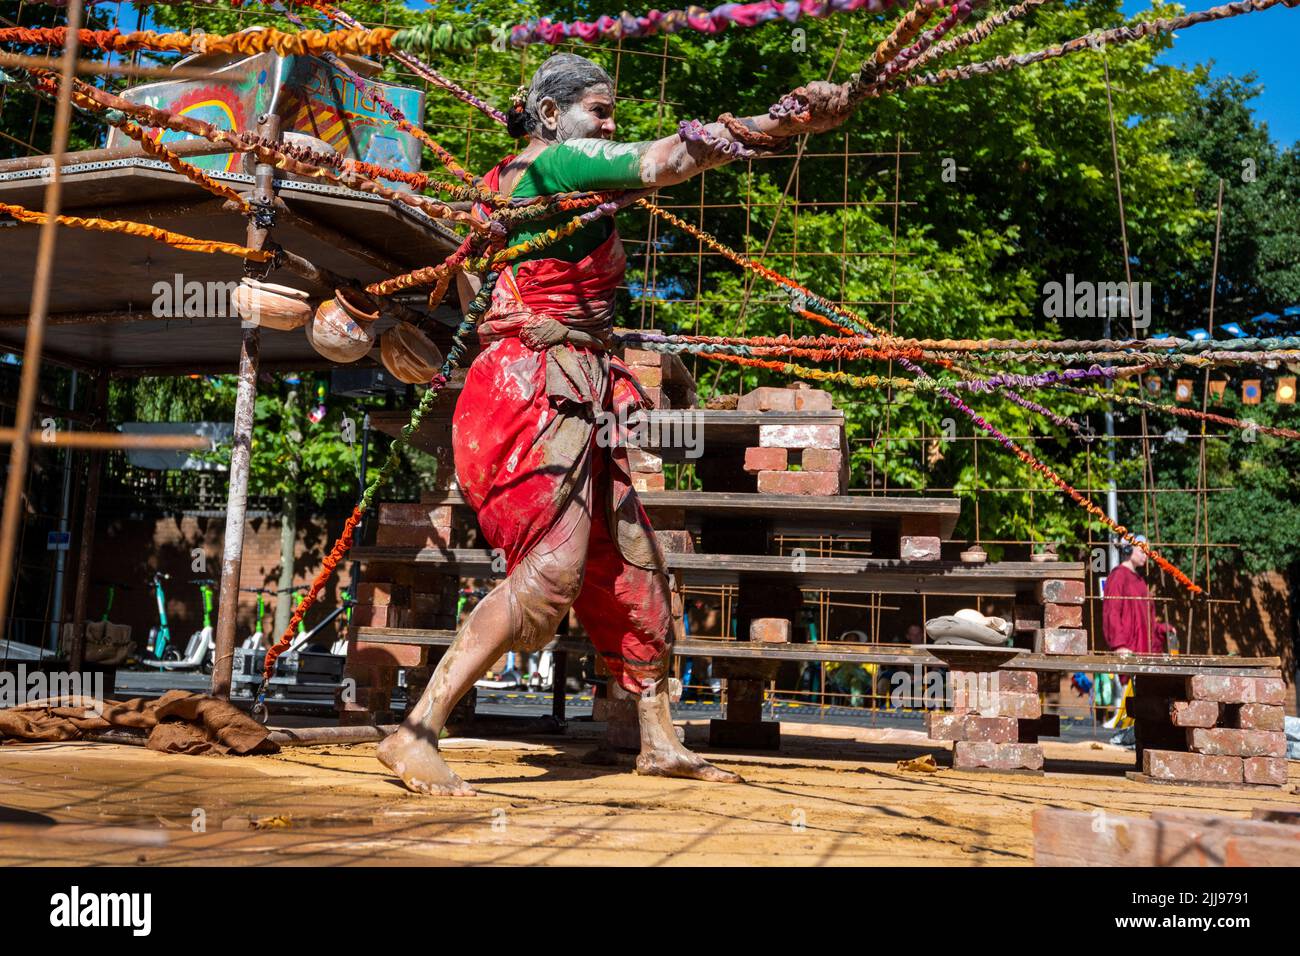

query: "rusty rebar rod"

left=0, top=0, right=85, bottom=640
left=0, top=429, right=211, bottom=449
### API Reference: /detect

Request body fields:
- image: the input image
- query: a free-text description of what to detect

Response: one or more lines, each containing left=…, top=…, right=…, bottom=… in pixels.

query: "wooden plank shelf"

left=351, top=545, right=1085, bottom=596
left=672, top=638, right=1280, bottom=677
left=353, top=628, right=1280, bottom=679
left=408, top=487, right=961, bottom=537
left=369, top=407, right=846, bottom=458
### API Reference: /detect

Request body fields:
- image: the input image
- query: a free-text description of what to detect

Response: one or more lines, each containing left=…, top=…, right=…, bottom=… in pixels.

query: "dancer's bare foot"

left=634, top=693, right=744, bottom=783
left=377, top=725, right=476, bottom=796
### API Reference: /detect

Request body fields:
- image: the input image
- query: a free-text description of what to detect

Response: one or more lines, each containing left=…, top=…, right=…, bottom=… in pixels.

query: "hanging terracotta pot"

left=334, top=285, right=381, bottom=325
left=307, top=296, right=375, bottom=363
left=230, top=278, right=311, bottom=331
left=380, top=322, right=444, bottom=384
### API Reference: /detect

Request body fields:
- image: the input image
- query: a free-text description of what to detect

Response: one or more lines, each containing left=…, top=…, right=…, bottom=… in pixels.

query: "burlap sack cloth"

left=0, top=689, right=278, bottom=755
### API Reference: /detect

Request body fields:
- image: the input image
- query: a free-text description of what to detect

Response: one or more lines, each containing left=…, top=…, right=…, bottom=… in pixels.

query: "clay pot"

left=334, top=285, right=380, bottom=324
left=307, top=296, right=375, bottom=363
left=230, top=279, right=311, bottom=331
left=380, top=322, right=444, bottom=384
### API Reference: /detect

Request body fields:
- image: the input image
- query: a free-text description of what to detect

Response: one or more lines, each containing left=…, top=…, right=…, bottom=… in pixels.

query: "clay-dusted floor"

left=0, top=721, right=1295, bottom=866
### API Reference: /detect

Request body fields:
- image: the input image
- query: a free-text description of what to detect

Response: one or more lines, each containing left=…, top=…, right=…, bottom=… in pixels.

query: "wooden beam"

left=1034, top=808, right=1300, bottom=866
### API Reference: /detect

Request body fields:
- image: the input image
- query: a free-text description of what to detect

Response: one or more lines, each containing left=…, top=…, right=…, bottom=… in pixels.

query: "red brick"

left=926, top=712, right=966, bottom=740
left=951, top=671, right=992, bottom=713
left=791, top=388, right=835, bottom=412
left=737, top=387, right=797, bottom=412
left=1189, top=675, right=1286, bottom=705
left=378, top=503, right=454, bottom=528
left=749, top=618, right=791, bottom=644
left=351, top=604, right=409, bottom=629
left=374, top=525, right=455, bottom=549
left=986, top=690, right=1041, bottom=719
left=639, top=386, right=663, bottom=407
left=756, top=470, right=840, bottom=496
left=758, top=423, right=841, bottom=450
left=743, top=446, right=788, bottom=474
left=927, top=712, right=1018, bottom=743
left=1040, top=628, right=1087, bottom=655
left=341, top=661, right=397, bottom=690
left=899, top=536, right=940, bottom=561
left=622, top=348, right=661, bottom=368
left=1243, top=757, right=1288, bottom=786
left=633, top=365, right=663, bottom=387
left=994, top=671, right=1039, bottom=694
left=1143, top=749, right=1243, bottom=784
left=355, top=582, right=410, bottom=607
left=659, top=351, right=693, bottom=387
left=1233, top=704, right=1286, bottom=732
left=654, top=530, right=695, bottom=554
left=952, top=671, right=1040, bottom=717
left=1042, top=603, right=1083, bottom=629
left=1188, top=728, right=1287, bottom=758
left=351, top=640, right=428, bottom=668
left=800, top=448, right=842, bottom=473
left=1169, top=699, right=1221, bottom=728
left=632, top=472, right=666, bottom=492
left=628, top=448, right=662, bottom=473
left=1037, top=579, right=1084, bottom=605
left=953, top=741, right=1044, bottom=771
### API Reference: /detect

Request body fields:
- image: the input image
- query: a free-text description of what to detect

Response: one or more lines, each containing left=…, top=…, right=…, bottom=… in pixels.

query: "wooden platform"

left=369, top=407, right=847, bottom=459
left=351, top=544, right=1084, bottom=596
left=0, top=157, right=461, bottom=373
left=412, top=486, right=963, bottom=539
left=354, top=626, right=1280, bottom=679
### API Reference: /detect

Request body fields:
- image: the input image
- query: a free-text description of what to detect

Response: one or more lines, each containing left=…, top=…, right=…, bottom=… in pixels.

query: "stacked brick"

left=622, top=346, right=697, bottom=411
left=1130, top=673, right=1289, bottom=787
left=338, top=498, right=464, bottom=724
left=1032, top=578, right=1088, bottom=655
left=621, top=345, right=697, bottom=494
left=739, top=385, right=847, bottom=496
left=927, top=670, right=1059, bottom=771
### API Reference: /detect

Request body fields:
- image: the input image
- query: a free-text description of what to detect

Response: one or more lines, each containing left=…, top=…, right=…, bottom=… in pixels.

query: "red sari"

left=450, top=157, right=672, bottom=691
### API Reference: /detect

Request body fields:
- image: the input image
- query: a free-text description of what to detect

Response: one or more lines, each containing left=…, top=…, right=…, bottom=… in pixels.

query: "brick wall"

left=86, top=509, right=353, bottom=640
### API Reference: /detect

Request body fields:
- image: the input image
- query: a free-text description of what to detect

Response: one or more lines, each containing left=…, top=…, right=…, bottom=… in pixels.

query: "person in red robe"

left=1102, top=536, right=1175, bottom=655
left=378, top=53, right=851, bottom=795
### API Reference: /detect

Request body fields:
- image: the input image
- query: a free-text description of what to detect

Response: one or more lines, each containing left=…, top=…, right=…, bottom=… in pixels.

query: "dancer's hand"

left=782, top=81, right=853, bottom=134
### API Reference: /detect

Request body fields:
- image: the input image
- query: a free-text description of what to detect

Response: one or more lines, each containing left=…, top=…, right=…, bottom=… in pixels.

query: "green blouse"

left=505, top=138, right=646, bottom=264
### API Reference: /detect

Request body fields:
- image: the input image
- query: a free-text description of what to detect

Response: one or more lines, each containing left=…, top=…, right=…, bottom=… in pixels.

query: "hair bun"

left=505, top=102, right=530, bottom=139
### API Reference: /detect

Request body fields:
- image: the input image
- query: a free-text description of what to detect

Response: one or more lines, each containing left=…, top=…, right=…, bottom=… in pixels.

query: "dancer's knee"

left=508, top=550, right=585, bottom=647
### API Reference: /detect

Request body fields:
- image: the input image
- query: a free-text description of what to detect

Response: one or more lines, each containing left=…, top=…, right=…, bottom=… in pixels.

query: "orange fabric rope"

left=262, top=506, right=363, bottom=679
left=115, top=121, right=249, bottom=209
left=637, top=197, right=894, bottom=340
left=0, top=200, right=272, bottom=260
left=0, top=26, right=395, bottom=57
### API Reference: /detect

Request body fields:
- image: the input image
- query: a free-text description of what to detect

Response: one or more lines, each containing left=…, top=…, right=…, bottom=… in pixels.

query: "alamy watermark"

left=1041, top=274, right=1151, bottom=332
left=0, top=665, right=105, bottom=716
left=594, top=405, right=704, bottom=459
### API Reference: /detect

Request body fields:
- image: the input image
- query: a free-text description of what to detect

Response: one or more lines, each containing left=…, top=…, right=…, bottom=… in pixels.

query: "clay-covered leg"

left=378, top=504, right=589, bottom=796
left=571, top=492, right=742, bottom=784
left=633, top=678, right=744, bottom=783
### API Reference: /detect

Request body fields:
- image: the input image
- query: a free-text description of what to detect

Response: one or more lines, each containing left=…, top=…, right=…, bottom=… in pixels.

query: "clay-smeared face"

left=541, top=85, right=616, bottom=142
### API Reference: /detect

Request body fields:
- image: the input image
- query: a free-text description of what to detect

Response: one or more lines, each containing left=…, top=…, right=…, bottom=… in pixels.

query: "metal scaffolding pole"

left=211, top=111, right=281, bottom=699
left=0, top=0, right=86, bottom=640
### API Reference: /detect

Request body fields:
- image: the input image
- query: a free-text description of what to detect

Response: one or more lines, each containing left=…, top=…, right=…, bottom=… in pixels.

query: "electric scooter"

left=145, top=572, right=176, bottom=661
left=142, top=578, right=217, bottom=672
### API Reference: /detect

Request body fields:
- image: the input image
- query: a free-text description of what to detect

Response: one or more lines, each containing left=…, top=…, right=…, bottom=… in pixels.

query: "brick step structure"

left=1127, top=673, right=1290, bottom=788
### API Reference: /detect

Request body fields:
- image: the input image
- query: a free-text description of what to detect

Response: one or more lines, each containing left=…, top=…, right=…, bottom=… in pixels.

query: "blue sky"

left=1123, top=0, right=1299, bottom=146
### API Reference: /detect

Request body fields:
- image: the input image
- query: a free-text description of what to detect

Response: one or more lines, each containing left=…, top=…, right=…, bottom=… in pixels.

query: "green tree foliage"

left=11, top=0, right=1296, bottom=578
